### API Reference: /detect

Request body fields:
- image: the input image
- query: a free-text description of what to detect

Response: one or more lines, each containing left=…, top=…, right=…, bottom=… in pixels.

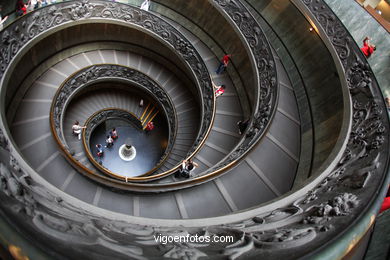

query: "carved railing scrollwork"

left=51, top=64, right=177, bottom=179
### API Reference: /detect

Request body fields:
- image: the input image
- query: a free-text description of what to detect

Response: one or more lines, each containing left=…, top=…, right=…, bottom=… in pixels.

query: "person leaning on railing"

left=16, top=0, right=27, bottom=16
left=175, top=159, right=199, bottom=178
left=72, top=121, right=86, bottom=140
left=237, top=119, right=249, bottom=135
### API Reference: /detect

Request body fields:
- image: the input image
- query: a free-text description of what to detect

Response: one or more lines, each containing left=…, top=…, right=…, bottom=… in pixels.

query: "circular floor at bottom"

left=89, top=122, right=167, bottom=177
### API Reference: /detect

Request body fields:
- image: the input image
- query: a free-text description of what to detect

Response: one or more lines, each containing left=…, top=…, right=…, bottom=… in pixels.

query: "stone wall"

left=246, top=0, right=344, bottom=175
left=325, top=0, right=390, bottom=98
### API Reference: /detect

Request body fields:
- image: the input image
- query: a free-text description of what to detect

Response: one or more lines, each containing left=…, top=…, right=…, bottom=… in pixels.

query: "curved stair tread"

left=11, top=115, right=51, bottom=148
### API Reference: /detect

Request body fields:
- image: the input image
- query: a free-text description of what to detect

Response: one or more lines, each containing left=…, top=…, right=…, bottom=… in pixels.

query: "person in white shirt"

left=110, top=128, right=118, bottom=140
left=140, top=0, right=150, bottom=11
left=0, top=5, right=8, bottom=31
left=72, top=121, right=86, bottom=140
left=105, top=135, right=114, bottom=148
left=27, top=0, right=37, bottom=12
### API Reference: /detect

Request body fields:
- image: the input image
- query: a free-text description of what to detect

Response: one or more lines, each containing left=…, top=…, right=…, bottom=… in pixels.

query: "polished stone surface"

left=325, top=0, right=390, bottom=98
left=89, top=119, right=168, bottom=177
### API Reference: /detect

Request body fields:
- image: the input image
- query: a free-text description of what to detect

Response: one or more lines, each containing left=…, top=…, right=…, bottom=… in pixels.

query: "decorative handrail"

left=50, top=64, right=179, bottom=180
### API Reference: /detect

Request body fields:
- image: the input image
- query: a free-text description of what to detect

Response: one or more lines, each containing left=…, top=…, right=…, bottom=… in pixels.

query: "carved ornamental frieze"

left=52, top=64, right=176, bottom=150
left=50, top=65, right=178, bottom=180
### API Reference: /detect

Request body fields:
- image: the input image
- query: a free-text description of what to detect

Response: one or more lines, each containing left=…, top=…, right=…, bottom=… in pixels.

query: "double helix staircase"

left=9, top=28, right=300, bottom=218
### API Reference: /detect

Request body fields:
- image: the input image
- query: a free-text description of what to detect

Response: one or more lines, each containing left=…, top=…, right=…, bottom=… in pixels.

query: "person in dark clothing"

left=110, top=128, right=118, bottom=140
left=105, top=135, right=114, bottom=148
left=215, top=54, right=231, bottom=74
left=96, top=144, right=104, bottom=157
left=175, top=159, right=199, bottom=178
left=16, top=0, right=27, bottom=16
left=237, top=119, right=249, bottom=135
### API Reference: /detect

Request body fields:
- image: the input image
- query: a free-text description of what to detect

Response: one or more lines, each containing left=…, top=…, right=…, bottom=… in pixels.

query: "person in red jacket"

left=215, top=54, right=232, bottom=74
left=380, top=197, right=390, bottom=213
left=16, top=0, right=27, bottom=16
left=145, top=121, right=154, bottom=133
left=379, top=186, right=390, bottom=213
left=361, top=36, right=376, bottom=58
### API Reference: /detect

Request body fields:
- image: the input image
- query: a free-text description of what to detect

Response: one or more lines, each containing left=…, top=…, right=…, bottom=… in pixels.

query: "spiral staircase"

left=0, top=0, right=389, bottom=259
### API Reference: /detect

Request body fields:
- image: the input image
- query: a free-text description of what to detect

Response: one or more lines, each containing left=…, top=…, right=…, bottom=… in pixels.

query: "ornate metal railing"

left=5, top=1, right=276, bottom=192
left=50, top=64, right=178, bottom=180
left=0, top=0, right=388, bottom=259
